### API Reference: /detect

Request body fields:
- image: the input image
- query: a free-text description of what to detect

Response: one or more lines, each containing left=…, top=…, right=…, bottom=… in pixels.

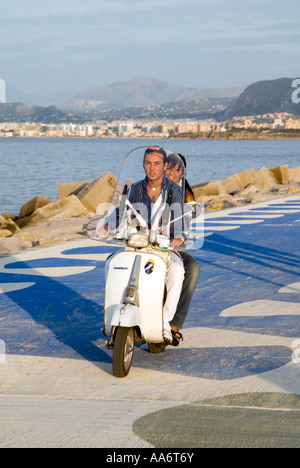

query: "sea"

left=1, top=137, right=299, bottom=215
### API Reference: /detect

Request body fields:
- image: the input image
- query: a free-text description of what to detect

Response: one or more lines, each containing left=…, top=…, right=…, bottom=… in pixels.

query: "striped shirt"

left=109, top=176, right=187, bottom=238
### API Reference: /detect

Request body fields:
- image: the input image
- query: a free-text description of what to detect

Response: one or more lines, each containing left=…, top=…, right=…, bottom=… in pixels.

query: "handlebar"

left=104, top=231, right=187, bottom=251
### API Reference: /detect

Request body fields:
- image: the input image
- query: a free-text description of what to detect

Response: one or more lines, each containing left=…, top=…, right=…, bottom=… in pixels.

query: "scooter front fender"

left=104, top=304, right=140, bottom=337
left=112, top=304, right=140, bottom=328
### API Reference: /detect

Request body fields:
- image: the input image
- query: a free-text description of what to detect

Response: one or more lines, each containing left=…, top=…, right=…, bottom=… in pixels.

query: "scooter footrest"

left=164, top=337, right=180, bottom=347
left=105, top=340, right=114, bottom=350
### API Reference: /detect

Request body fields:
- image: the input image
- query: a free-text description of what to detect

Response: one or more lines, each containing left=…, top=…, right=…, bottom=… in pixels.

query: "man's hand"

left=171, top=237, right=186, bottom=247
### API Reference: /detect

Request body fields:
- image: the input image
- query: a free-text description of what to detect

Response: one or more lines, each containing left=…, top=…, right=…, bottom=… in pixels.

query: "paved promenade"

left=0, top=196, right=300, bottom=448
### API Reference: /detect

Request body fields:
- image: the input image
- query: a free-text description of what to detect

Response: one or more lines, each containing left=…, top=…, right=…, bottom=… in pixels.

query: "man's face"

left=143, top=152, right=166, bottom=183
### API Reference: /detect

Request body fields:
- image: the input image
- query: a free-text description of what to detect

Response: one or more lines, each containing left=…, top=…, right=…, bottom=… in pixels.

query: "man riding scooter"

left=99, top=146, right=186, bottom=344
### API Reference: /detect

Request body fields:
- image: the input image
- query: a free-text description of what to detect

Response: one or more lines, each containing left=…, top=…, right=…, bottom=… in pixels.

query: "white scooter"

left=86, top=146, right=202, bottom=377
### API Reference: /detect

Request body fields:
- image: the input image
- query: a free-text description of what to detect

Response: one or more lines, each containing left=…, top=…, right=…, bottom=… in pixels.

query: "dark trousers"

left=170, top=251, right=200, bottom=329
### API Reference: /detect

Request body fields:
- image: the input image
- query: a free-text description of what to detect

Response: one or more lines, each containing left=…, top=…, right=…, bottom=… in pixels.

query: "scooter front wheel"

left=113, top=327, right=135, bottom=378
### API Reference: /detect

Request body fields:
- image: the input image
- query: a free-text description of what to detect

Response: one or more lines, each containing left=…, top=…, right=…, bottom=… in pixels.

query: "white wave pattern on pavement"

left=220, top=280, right=300, bottom=318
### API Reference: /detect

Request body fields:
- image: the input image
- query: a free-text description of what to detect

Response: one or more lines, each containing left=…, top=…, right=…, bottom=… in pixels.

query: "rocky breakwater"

left=0, top=164, right=300, bottom=255
left=0, top=172, right=117, bottom=255
left=193, top=164, right=300, bottom=212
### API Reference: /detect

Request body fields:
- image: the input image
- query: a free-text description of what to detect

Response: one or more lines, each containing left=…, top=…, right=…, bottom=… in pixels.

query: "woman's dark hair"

left=167, top=152, right=195, bottom=202
left=166, top=152, right=185, bottom=168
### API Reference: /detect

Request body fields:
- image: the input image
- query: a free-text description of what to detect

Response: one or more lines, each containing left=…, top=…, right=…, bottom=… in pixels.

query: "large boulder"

left=0, top=219, right=21, bottom=235
left=1, top=213, right=18, bottom=221
left=193, top=180, right=224, bottom=198
left=15, top=217, right=89, bottom=245
left=193, top=168, right=260, bottom=198
left=220, top=176, right=242, bottom=194
left=204, top=194, right=243, bottom=212
left=74, top=172, right=118, bottom=213
left=287, top=185, right=300, bottom=194
left=255, top=167, right=277, bottom=188
left=19, top=195, right=54, bottom=218
left=289, top=166, right=300, bottom=183
left=58, top=180, right=91, bottom=199
left=0, top=230, right=13, bottom=239
left=24, top=195, right=87, bottom=226
left=0, top=238, right=32, bottom=255
left=236, top=168, right=257, bottom=188
left=270, top=165, right=290, bottom=185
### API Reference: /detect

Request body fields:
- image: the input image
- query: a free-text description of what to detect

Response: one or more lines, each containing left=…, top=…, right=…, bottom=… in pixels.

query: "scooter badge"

left=144, top=260, right=155, bottom=275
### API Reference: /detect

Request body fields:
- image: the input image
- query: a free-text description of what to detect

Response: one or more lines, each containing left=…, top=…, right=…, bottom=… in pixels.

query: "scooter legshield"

left=104, top=250, right=166, bottom=342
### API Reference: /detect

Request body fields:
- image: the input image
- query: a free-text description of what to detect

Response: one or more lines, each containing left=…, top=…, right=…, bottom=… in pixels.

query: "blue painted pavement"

left=0, top=196, right=300, bottom=381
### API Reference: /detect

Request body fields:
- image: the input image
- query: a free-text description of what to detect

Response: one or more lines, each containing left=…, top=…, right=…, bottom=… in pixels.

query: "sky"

left=1, top=0, right=300, bottom=96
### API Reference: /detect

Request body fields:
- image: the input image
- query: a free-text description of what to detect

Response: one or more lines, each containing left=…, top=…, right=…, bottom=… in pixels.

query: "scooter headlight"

left=128, top=233, right=149, bottom=248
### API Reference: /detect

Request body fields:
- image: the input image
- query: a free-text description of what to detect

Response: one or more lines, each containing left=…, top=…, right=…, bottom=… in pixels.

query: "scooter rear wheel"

left=113, top=327, right=135, bottom=378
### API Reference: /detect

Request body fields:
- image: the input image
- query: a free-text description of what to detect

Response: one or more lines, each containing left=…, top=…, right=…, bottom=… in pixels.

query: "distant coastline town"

left=1, top=112, right=300, bottom=139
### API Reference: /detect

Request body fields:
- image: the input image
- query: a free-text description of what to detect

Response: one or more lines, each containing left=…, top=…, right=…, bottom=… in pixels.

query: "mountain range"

left=1, top=76, right=299, bottom=123
left=58, top=76, right=245, bottom=111
left=220, top=78, right=300, bottom=119
left=6, top=76, right=245, bottom=110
